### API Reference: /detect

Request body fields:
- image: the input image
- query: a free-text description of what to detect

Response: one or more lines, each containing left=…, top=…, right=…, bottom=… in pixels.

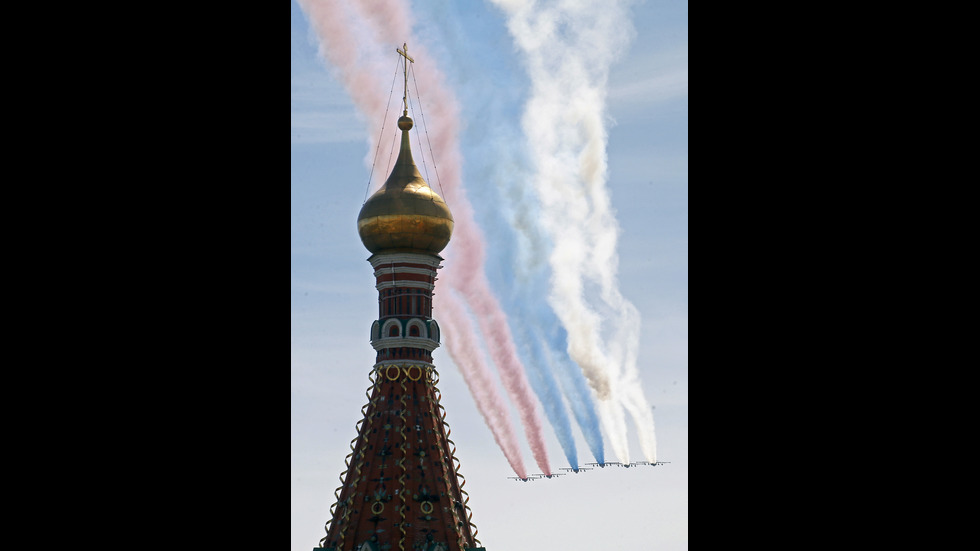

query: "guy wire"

left=364, top=58, right=402, bottom=204
left=406, top=87, right=431, bottom=186
left=385, top=113, right=399, bottom=179
left=409, top=64, right=449, bottom=205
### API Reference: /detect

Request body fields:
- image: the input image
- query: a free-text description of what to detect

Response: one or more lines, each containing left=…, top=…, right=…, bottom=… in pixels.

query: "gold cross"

left=396, top=42, right=414, bottom=115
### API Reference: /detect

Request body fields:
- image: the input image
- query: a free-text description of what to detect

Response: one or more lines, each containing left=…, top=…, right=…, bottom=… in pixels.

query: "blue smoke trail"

left=495, top=192, right=605, bottom=468
left=542, top=325, right=605, bottom=466
left=464, top=114, right=584, bottom=469
left=414, top=0, right=605, bottom=467
left=510, top=300, right=577, bottom=468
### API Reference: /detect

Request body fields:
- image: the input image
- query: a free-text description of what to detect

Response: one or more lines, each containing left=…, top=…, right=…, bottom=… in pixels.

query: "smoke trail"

left=437, top=289, right=528, bottom=478
left=542, top=325, right=604, bottom=465
left=293, top=0, right=401, bottom=173
left=491, top=174, right=597, bottom=469
left=508, top=301, right=578, bottom=469
left=296, top=0, right=553, bottom=475
left=489, top=0, right=659, bottom=462
left=415, top=0, right=608, bottom=467
left=440, top=195, right=552, bottom=475
left=484, top=131, right=586, bottom=470
left=622, top=384, right=657, bottom=463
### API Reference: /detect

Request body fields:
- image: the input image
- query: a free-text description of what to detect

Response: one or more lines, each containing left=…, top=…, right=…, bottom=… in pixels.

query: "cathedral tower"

left=317, top=45, right=485, bottom=551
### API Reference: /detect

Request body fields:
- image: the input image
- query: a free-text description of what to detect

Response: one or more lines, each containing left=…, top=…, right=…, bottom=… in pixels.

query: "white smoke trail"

left=438, top=288, right=529, bottom=477
left=414, top=0, right=613, bottom=467
left=488, top=0, right=658, bottom=462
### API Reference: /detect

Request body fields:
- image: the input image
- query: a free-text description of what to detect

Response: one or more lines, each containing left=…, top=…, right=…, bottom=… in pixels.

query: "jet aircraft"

left=585, top=461, right=623, bottom=468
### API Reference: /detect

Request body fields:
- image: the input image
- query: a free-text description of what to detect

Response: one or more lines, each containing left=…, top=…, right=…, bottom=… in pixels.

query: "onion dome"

left=356, top=115, right=454, bottom=255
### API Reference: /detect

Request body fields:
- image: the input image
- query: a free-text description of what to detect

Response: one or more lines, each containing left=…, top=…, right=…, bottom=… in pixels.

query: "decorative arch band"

left=375, top=363, right=434, bottom=383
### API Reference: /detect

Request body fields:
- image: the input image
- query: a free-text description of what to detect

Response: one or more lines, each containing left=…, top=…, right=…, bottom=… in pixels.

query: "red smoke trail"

left=442, top=196, right=553, bottom=475
left=437, top=290, right=528, bottom=478
left=297, top=0, right=551, bottom=475
left=295, top=0, right=393, bottom=169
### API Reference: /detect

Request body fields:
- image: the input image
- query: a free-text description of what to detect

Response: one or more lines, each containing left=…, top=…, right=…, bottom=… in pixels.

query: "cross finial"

left=396, top=42, right=414, bottom=116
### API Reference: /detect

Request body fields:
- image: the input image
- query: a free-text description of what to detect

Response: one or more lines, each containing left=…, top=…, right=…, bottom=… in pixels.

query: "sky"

left=291, top=0, right=688, bottom=549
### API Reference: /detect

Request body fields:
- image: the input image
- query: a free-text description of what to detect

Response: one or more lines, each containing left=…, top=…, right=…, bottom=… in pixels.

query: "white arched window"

left=381, top=319, right=402, bottom=338
left=406, top=318, right=427, bottom=339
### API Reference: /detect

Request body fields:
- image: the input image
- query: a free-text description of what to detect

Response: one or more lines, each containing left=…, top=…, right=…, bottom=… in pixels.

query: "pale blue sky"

left=291, top=1, right=687, bottom=549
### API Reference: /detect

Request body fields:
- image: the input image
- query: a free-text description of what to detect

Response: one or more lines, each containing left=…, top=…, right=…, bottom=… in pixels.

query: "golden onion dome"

left=357, top=115, right=454, bottom=255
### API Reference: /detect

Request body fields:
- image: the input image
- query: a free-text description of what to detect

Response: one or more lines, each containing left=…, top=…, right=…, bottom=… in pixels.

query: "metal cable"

left=409, top=63, right=449, bottom=205
left=406, top=87, right=430, bottom=186
left=364, top=58, right=402, bottom=203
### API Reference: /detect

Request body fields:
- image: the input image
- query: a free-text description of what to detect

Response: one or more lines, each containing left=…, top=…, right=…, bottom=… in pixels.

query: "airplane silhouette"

left=585, top=461, right=622, bottom=468
left=507, top=476, right=539, bottom=482
left=585, top=460, right=670, bottom=468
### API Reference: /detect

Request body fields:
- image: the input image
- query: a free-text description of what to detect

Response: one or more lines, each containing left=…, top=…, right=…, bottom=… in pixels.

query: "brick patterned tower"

left=317, top=46, right=485, bottom=551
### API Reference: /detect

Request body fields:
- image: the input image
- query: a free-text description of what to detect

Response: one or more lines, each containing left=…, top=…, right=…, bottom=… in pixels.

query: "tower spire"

left=396, top=42, right=414, bottom=116
left=321, top=45, right=481, bottom=551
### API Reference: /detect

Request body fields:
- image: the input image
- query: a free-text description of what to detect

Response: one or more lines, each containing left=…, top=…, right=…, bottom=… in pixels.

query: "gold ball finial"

left=397, top=115, right=413, bottom=131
